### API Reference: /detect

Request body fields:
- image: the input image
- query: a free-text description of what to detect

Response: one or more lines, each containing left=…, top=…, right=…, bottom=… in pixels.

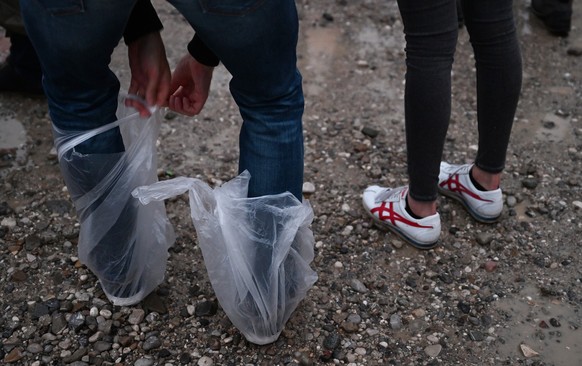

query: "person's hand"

left=127, top=31, right=171, bottom=117
left=168, top=54, right=214, bottom=116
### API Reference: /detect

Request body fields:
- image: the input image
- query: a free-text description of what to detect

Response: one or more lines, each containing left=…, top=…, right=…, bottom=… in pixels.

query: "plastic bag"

left=133, top=171, right=318, bottom=344
left=54, top=96, right=175, bottom=306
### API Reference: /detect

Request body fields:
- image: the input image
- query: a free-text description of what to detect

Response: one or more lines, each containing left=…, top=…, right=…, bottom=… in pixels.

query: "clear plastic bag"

left=54, top=96, right=175, bottom=306
left=133, top=171, right=318, bottom=344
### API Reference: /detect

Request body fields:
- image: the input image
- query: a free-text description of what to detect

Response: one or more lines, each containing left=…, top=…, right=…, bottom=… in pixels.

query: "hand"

left=127, top=31, right=171, bottom=117
left=168, top=54, right=214, bottom=116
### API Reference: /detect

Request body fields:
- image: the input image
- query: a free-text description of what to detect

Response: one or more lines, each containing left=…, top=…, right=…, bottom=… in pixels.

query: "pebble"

left=484, top=261, right=498, bottom=272
left=521, top=177, right=539, bottom=189
left=302, top=182, right=316, bottom=194
left=93, top=341, right=112, bottom=352
left=195, top=301, right=218, bottom=317
left=323, top=333, right=341, bottom=350
left=390, top=314, right=402, bottom=330
left=520, top=343, right=539, bottom=358
left=361, top=126, right=379, bottom=138
left=135, top=358, right=155, bottom=366
left=142, top=336, right=162, bottom=351
left=128, top=309, right=145, bottom=325
left=198, top=356, right=213, bottom=366
left=349, top=279, right=368, bottom=293
left=3, top=348, right=23, bottom=363
left=476, top=232, right=494, bottom=246
left=425, top=344, right=442, bottom=357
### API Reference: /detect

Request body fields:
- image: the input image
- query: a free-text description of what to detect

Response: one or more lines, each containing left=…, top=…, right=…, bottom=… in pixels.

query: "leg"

left=462, top=0, right=522, bottom=176
left=20, top=0, right=147, bottom=302
left=168, top=0, right=304, bottom=200
left=20, top=0, right=135, bottom=154
left=396, top=0, right=459, bottom=210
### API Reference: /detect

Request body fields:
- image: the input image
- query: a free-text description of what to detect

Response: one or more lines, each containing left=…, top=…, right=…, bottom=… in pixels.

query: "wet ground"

left=1, top=0, right=582, bottom=365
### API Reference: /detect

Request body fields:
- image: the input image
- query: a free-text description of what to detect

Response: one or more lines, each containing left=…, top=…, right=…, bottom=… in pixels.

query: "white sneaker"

left=438, top=162, right=503, bottom=223
left=362, top=186, right=441, bottom=249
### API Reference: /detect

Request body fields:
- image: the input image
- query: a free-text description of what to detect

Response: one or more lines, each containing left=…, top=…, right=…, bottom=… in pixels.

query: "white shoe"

left=362, top=185, right=440, bottom=249
left=438, top=162, right=503, bottom=223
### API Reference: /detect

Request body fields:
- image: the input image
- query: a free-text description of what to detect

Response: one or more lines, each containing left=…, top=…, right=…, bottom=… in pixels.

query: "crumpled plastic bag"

left=133, top=171, right=318, bottom=344
left=54, top=97, right=175, bottom=306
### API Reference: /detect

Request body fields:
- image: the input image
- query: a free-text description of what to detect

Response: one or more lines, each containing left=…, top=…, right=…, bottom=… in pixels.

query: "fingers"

left=124, top=97, right=152, bottom=117
left=145, top=69, right=171, bottom=108
left=169, top=95, right=198, bottom=116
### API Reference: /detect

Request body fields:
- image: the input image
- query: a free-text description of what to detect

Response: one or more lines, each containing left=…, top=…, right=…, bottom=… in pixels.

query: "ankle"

left=406, top=195, right=437, bottom=218
left=471, top=166, right=500, bottom=191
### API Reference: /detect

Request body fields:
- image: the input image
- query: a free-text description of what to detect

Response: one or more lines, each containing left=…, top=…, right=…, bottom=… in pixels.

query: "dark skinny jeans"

left=397, top=0, right=522, bottom=201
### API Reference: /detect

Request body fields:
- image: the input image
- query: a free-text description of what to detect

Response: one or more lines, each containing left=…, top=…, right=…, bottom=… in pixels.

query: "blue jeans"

left=397, top=0, right=522, bottom=201
left=20, top=0, right=305, bottom=200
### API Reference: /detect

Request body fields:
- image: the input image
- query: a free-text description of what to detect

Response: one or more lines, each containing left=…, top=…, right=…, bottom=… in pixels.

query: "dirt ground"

left=1, top=1, right=582, bottom=365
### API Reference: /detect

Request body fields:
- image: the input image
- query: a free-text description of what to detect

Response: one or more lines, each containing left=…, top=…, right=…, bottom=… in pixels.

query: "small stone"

left=349, top=279, right=368, bottom=293
left=521, top=177, right=538, bottom=189
left=3, top=348, right=24, bottom=363
left=390, top=314, right=402, bottom=330
left=424, top=344, right=442, bottom=358
left=340, top=321, right=359, bottom=333
left=572, top=201, right=582, bottom=210
left=361, top=126, right=379, bottom=138
left=469, top=330, right=484, bottom=341
left=142, top=292, right=168, bottom=314
left=68, top=312, right=85, bottom=331
left=52, top=313, right=68, bottom=334
left=1, top=217, right=17, bottom=228
left=520, top=343, right=539, bottom=358
left=323, top=333, right=341, bottom=350
left=549, top=318, right=561, bottom=327
left=567, top=46, right=582, bottom=56
left=457, top=301, right=471, bottom=314
left=198, top=356, right=213, bottom=366
left=26, top=343, right=43, bottom=354
left=128, top=309, right=145, bottom=325
left=93, top=341, right=112, bottom=352
left=180, top=352, right=192, bottom=364
left=134, top=358, right=155, bottom=366
left=476, top=232, right=494, bottom=246
left=195, top=301, right=218, bottom=317
left=484, top=261, right=498, bottom=272
left=302, top=182, right=316, bottom=194
left=142, top=336, right=162, bottom=351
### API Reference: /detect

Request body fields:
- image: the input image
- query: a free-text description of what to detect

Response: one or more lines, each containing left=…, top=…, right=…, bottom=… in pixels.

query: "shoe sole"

left=438, top=187, right=500, bottom=224
left=363, top=200, right=438, bottom=250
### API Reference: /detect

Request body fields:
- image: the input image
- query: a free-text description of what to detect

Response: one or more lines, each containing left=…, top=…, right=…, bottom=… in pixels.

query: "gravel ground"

left=1, top=1, right=582, bottom=365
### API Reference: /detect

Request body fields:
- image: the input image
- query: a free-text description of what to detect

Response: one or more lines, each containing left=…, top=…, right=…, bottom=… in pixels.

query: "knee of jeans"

left=405, top=32, right=457, bottom=70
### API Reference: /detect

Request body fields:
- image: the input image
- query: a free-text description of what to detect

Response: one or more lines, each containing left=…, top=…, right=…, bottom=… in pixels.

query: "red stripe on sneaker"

left=370, top=202, right=433, bottom=229
left=439, top=174, right=493, bottom=203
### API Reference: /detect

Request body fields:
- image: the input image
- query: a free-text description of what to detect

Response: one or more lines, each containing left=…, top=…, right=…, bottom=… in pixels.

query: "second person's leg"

left=169, top=0, right=304, bottom=200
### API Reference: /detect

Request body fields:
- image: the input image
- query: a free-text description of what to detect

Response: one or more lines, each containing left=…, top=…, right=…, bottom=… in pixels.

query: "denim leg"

left=168, top=0, right=305, bottom=200
left=396, top=0, right=459, bottom=201
left=20, top=0, right=145, bottom=300
left=461, top=0, right=522, bottom=173
left=20, top=0, right=136, bottom=154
